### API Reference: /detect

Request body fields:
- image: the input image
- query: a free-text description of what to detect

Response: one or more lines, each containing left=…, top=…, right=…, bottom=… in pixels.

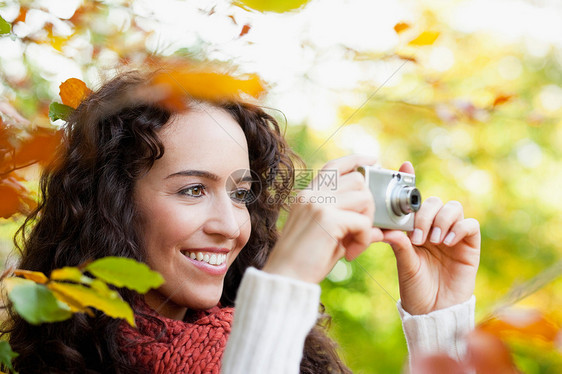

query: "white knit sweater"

left=222, top=267, right=475, bottom=373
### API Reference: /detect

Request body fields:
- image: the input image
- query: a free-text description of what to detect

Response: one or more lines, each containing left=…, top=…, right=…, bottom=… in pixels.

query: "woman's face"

left=134, top=106, right=252, bottom=319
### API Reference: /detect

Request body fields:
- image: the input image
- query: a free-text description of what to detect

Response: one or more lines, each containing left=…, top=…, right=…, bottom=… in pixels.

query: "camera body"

left=357, top=165, right=421, bottom=231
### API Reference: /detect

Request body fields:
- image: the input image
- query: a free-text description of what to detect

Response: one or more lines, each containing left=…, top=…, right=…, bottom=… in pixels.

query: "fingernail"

left=444, top=232, right=456, bottom=245
left=430, top=227, right=441, bottom=243
left=412, top=229, right=423, bottom=245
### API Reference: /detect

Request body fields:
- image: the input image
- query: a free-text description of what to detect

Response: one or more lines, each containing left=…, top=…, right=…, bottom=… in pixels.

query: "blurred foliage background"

left=1, top=0, right=561, bottom=373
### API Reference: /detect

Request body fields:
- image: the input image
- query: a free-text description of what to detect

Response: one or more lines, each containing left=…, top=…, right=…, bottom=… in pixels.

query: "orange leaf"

left=59, top=78, right=92, bottom=109
left=13, top=269, right=49, bottom=284
left=479, top=309, right=560, bottom=343
left=0, top=183, right=21, bottom=219
left=408, top=31, right=440, bottom=46
left=149, top=68, right=265, bottom=111
left=240, top=24, right=251, bottom=37
left=0, top=174, right=35, bottom=218
left=394, top=22, right=410, bottom=34
left=14, top=7, right=28, bottom=23
left=493, top=94, right=514, bottom=107
left=13, top=127, right=63, bottom=168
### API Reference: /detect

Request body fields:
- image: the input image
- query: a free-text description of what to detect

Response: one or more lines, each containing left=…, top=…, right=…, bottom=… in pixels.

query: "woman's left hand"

left=383, top=162, right=481, bottom=315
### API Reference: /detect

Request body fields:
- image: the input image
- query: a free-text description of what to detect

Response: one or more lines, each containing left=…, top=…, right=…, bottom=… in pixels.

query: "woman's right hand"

left=262, top=155, right=384, bottom=284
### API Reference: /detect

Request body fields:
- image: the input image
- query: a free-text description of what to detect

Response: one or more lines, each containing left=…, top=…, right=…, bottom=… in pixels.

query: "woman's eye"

left=179, top=185, right=205, bottom=197
left=230, top=188, right=253, bottom=204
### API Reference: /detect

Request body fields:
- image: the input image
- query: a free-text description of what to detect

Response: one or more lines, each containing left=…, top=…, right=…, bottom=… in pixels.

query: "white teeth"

left=183, top=251, right=227, bottom=266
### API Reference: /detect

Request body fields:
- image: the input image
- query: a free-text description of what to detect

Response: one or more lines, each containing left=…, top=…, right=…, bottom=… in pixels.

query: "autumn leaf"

left=479, top=309, right=560, bottom=343
left=408, top=31, right=440, bottom=46
left=0, top=173, right=35, bottom=218
left=13, top=269, right=49, bottom=284
left=12, top=126, right=62, bottom=168
left=85, top=256, right=164, bottom=293
left=59, top=78, right=92, bottom=109
left=6, top=278, right=73, bottom=325
left=493, top=94, right=514, bottom=107
left=14, top=7, right=27, bottom=24
left=0, top=183, right=21, bottom=219
left=394, top=22, right=410, bottom=34
left=235, top=0, right=310, bottom=13
left=48, top=282, right=135, bottom=326
left=50, top=267, right=92, bottom=284
left=0, top=15, right=11, bottom=35
left=149, top=68, right=265, bottom=110
left=240, top=24, right=251, bottom=37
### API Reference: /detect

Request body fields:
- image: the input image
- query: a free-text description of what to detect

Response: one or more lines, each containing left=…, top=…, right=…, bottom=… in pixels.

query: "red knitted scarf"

left=118, top=302, right=234, bottom=374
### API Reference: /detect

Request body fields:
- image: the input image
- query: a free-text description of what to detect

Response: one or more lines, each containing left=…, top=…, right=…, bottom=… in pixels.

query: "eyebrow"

left=166, top=169, right=255, bottom=183
left=166, top=170, right=219, bottom=181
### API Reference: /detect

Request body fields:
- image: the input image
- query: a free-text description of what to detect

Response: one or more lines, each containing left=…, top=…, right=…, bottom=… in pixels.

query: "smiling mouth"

left=181, top=251, right=227, bottom=266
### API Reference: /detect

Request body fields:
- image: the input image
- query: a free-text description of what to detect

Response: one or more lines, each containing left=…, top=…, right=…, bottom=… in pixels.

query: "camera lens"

left=391, top=186, right=422, bottom=215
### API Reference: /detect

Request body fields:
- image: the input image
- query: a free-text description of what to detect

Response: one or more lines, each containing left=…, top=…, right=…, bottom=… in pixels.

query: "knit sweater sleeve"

left=397, top=295, right=475, bottom=365
left=221, top=267, right=321, bottom=374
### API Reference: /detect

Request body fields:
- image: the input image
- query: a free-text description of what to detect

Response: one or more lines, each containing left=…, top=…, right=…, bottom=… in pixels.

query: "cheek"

left=140, top=199, right=200, bottom=251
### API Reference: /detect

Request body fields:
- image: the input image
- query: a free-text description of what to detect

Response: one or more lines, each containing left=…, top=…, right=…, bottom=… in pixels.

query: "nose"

left=202, top=192, right=245, bottom=240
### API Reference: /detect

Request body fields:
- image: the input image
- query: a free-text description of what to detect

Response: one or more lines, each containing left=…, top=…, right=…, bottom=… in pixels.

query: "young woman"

left=2, top=69, right=480, bottom=373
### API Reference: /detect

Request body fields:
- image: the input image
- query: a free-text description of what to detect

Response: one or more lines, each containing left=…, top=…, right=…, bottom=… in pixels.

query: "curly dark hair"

left=1, top=70, right=351, bottom=373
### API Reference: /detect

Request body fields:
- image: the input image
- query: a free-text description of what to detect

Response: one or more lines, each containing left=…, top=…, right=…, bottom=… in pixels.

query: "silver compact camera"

left=357, top=165, right=421, bottom=231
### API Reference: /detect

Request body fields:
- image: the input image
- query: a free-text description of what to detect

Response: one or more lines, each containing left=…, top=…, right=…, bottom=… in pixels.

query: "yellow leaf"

left=408, top=31, right=440, bottom=46
left=59, top=78, right=92, bottom=109
left=49, top=286, right=95, bottom=315
left=235, top=0, right=310, bottom=13
left=13, top=269, right=48, bottom=284
left=50, top=267, right=86, bottom=283
left=48, top=282, right=135, bottom=326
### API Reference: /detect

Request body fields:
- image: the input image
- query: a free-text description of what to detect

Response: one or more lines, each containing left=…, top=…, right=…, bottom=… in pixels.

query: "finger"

left=333, top=213, right=374, bottom=261
left=345, top=227, right=384, bottom=261
left=322, top=154, right=378, bottom=175
left=443, top=218, right=480, bottom=248
left=429, top=200, right=464, bottom=244
left=383, top=229, right=418, bottom=272
left=410, top=196, right=443, bottom=245
left=398, top=161, right=415, bottom=174
left=336, top=171, right=369, bottom=192
left=334, top=190, right=374, bottom=217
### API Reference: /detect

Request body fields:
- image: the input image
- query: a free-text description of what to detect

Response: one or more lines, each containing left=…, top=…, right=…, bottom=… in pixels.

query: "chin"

left=180, top=289, right=224, bottom=310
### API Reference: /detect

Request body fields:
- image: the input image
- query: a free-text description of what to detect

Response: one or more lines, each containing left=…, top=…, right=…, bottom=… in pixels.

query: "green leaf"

left=235, top=0, right=310, bottom=13
left=0, top=16, right=11, bottom=35
left=85, top=257, right=164, bottom=293
left=48, top=102, right=74, bottom=122
left=0, top=341, right=18, bottom=374
left=48, top=282, right=135, bottom=326
left=7, top=279, right=72, bottom=325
